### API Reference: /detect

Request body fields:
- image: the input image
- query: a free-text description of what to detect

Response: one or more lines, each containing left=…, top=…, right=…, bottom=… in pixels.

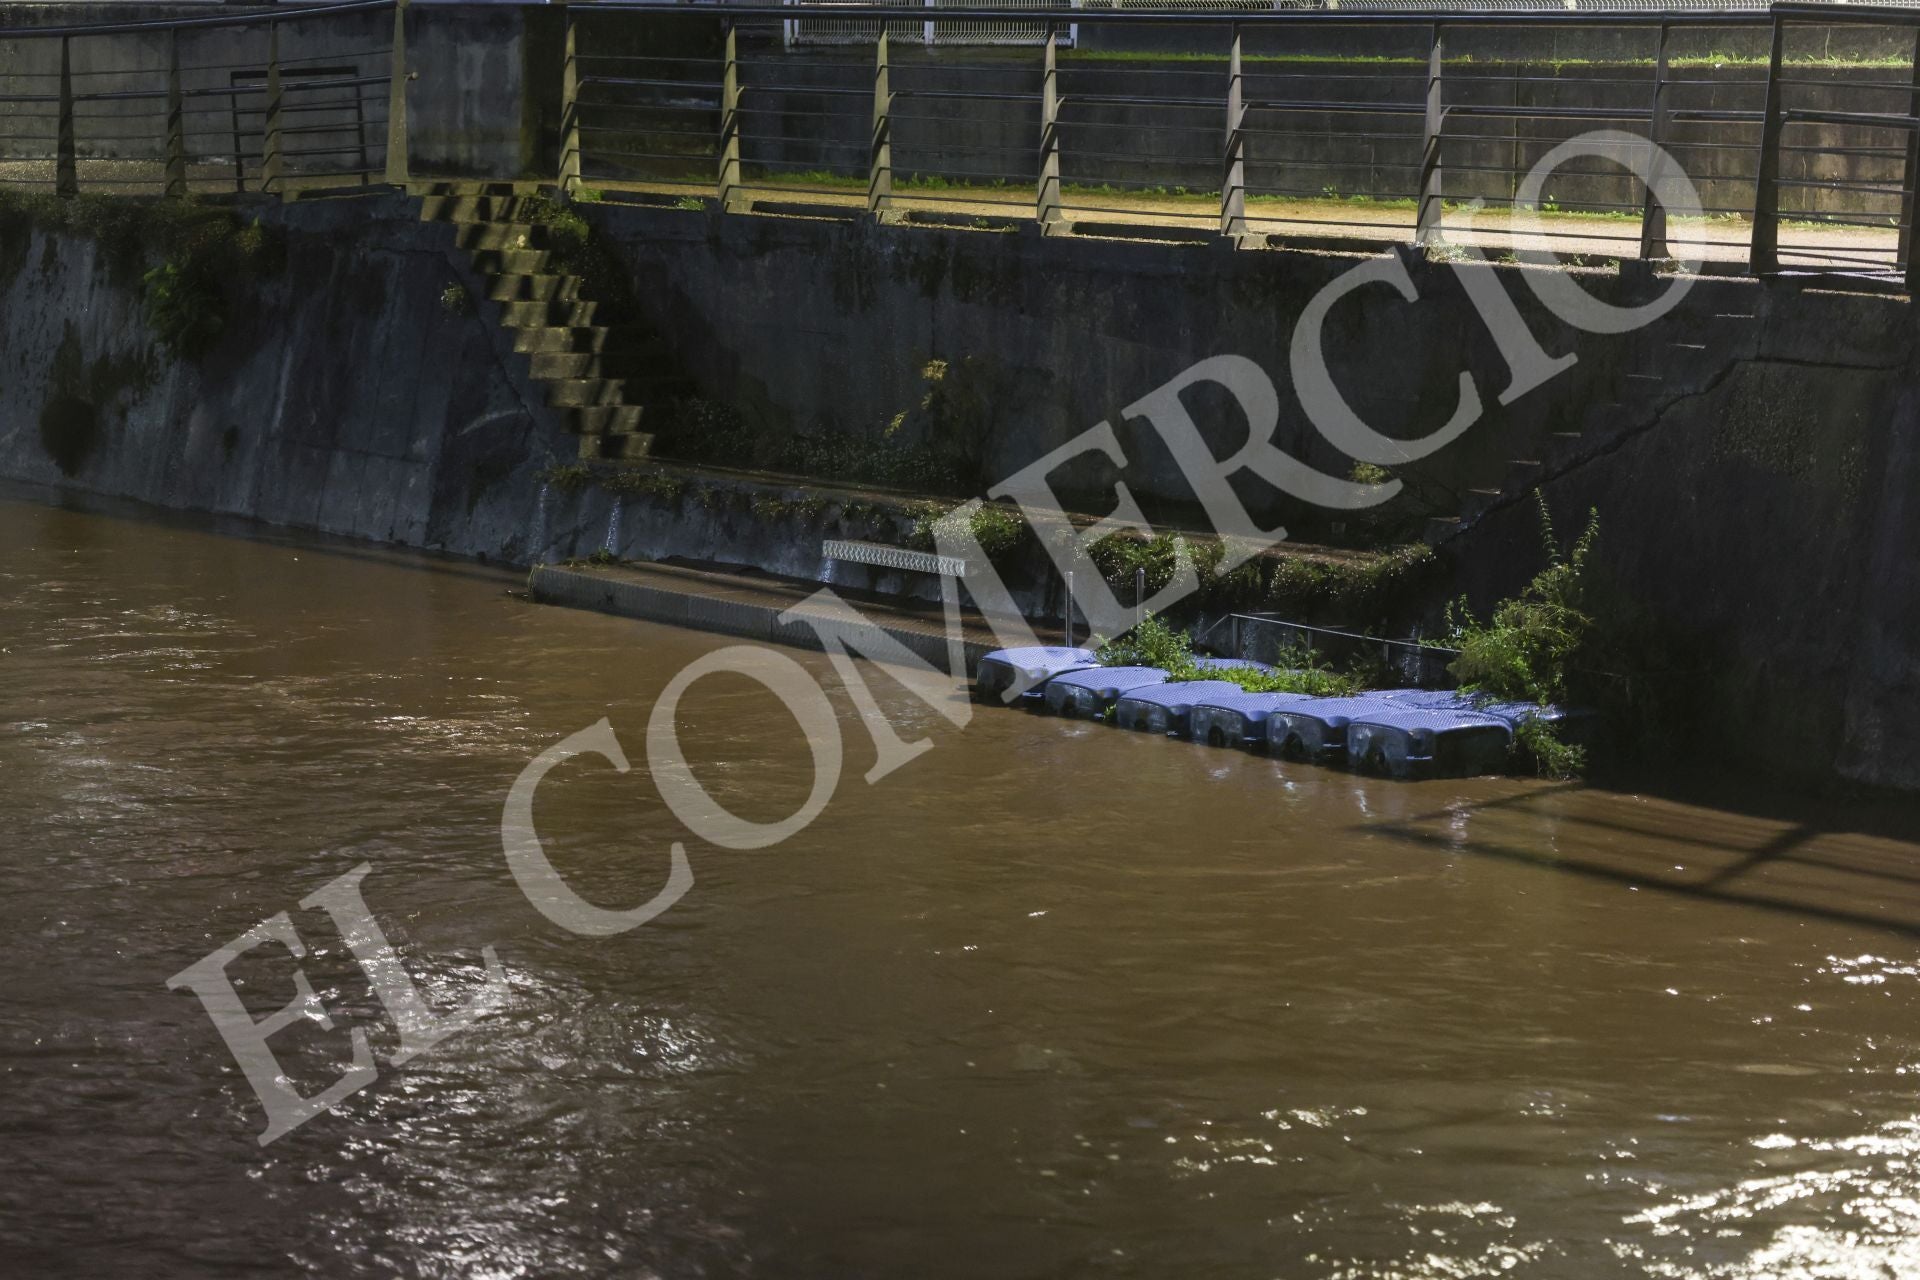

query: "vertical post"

left=1221, top=25, right=1246, bottom=238
left=718, top=24, right=745, bottom=212
left=922, top=0, right=935, bottom=51
left=1415, top=24, right=1444, bottom=247
left=1900, top=26, right=1920, bottom=291
left=1134, top=567, right=1145, bottom=634
left=1038, top=27, right=1062, bottom=230
left=559, top=2, right=580, bottom=194
left=1639, top=22, right=1672, bottom=260
left=1064, top=570, right=1074, bottom=649
left=385, top=0, right=411, bottom=186
left=1750, top=17, right=1786, bottom=275
left=870, top=31, right=892, bottom=216
left=262, top=21, right=284, bottom=196
left=164, top=29, right=187, bottom=198
left=55, top=36, right=77, bottom=197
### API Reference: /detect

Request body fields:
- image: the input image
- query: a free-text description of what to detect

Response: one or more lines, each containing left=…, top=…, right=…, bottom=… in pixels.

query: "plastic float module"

left=1345, top=707, right=1514, bottom=780
left=1268, top=693, right=1430, bottom=762
left=1380, top=688, right=1476, bottom=711
left=974, top=646, right=1098, bottom=704
left=1112, top=680, right=1243, bottom=737
left=1042, top=665, right=1170, bottom=718
left=1189, top=689, right=1320, bottom=750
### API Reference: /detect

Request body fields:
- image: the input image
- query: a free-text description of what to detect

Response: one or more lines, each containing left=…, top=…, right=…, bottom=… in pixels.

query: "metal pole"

left=870, top=31, right=892, bottom=216
left=262, top=20, right=284, bottom=196
left=559, top=1, right=581, bottom=194
left=1039, top=27, right=1062, bottom=230
left=1064, top=570, right=1074, bottom=648
left=1749, top=16, right=1786, bottom=276
left=385, top=0, right=410, bottom=186
left=1415, top=23, right=1444, bottom=247
left=719, top=24, right=744, bottom=211
left=1221, top=24, right=1246, bottom=239
left=1134, top=566, right=1145, bottom=633
left=164, top=29, right=186, bottom=198
left=55, top=36, right=77, bottom=197
left=1639, top=22, right=1671, bottom=260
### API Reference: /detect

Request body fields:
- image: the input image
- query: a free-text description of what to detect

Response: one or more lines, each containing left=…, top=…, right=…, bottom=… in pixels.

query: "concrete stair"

left=421, top=182, right=684, bottom=461
left=1424, top=305, right=1762, bottom=547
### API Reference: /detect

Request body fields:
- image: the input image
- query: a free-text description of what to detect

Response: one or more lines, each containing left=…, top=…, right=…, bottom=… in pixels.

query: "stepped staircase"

left=1422, top=305, right=1762, bottom=545
left=418, top=183, right=687, bottom=460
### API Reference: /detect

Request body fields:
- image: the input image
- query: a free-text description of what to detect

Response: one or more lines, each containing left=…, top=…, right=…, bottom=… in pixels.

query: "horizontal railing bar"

left=1781, top=107, right=1920, bottom=130
left=0, top=0, right=394, bottom=40
left=603, top=3, right=1830, bottom=31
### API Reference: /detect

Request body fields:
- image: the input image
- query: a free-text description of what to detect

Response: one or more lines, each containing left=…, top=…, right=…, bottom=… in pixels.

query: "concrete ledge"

left=528, top=560, right=1002, bottom=674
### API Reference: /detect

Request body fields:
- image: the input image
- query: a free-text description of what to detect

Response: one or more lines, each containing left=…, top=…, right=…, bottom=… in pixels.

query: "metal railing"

left=0, top=0, right=405, bottom=198
left=567, top=1, right=1920, bottom=284
left=2, top=1, right=1917, bottom=286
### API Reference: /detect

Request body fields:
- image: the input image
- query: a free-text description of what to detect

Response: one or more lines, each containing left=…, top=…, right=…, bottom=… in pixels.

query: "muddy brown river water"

left=4, top=491, right=1920, bottom=1279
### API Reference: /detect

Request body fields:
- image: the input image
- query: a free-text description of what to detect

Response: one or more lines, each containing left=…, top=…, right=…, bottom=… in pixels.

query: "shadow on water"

left=0, top=477, right=520, bottom=588
left=1367, top=773, right=1920, bottom=938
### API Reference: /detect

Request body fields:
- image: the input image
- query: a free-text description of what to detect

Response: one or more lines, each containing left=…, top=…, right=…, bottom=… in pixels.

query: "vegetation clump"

left=1094, top=614, right=1354, bottom=697
left=1439, top=493, right=1599, bottom=778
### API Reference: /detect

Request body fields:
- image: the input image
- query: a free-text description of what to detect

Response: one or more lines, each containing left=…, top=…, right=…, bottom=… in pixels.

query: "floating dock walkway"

left=528, top=560, right=1003, bottom=671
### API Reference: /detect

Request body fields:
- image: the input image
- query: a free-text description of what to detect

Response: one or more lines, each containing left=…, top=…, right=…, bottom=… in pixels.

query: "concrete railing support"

left=385, top=0, right=410, bottom=187
left=1221, top=25, right=1246, bottom=238
left=1901, top=28, right=1920, bottom=292
left=55, top=36, right=77, bottom=197
left=164, top=29, right=186, bottom=198
left=1039, top=28, right=1062, bottom=229
left=262, top=22, right=284, bottom=195
left=719, top=24, right=745, bottom=212
left=1638, top=22, right=1671, bottom=260
left=559, top=2, right=580, bottom=194
left=1414, top=24, right=1443, bottom=246
left=1749, top=17, right=1786, bottom=275
left=870, top=32, right=892, bottom=216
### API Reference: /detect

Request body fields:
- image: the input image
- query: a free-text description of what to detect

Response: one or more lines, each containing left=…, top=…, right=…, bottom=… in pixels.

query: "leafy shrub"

left=1095, top=612, right=1198, bottom=676
left=1442, top=494, right=1597, bottom=706
left=1441, top=493, right=1600, bottom=776
left=906, top=501, right=1027, bottom=564
left=142, top=257, right=225, bottom=359
left=1213, top=642, right=1355, bottom=697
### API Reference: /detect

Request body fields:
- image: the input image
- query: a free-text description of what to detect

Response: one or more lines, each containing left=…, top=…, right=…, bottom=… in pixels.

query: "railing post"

left=1638, top=22, right=1671, bottom=260
left=718, top=23, right=745, bottom=212
left=262, top=21, right=284, bottom=196
left=385, top=0, right=411, bottom=186
left=870, top=31, right=893, bottom=216
left=55, top=36, right=77, bottom=197
left=1221, top=24, right=1246, bottom=238
left=559, top=2, right=581, bottom=193
left=1749, top=16, right=1786, bottom=276
left=164, top=29, right=186, bottom=198
left=1900, top=26, right=1920, bottom=291
left=1415, top=24, right=1444, bottom=246
left=1039, top=26, right=1063, bottom=230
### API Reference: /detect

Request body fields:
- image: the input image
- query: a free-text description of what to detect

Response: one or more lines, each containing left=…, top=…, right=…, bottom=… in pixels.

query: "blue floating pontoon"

left=1269, top=692, right=1429, bottom=761
left=1346, top=707, right=1514, bottom=779
left=1381, top=688, right=1474, bottom=711
left=1193, top=657, right=1278, bottom=675
left=974, top=646, right=1099, bottom=704
left=1043, top=665, right=1170, bottom=718
left=1113, top=680, right=1242, bottom=737
left=1190, top=689, right=1318, bottom=749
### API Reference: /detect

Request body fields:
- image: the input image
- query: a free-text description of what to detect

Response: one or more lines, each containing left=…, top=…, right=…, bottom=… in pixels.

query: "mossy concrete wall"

left=1447, top=285, right=1920, bottom=794
left=0, top=194, right=571, bottom=560
left=588, top=201, right=1920, bottom=792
